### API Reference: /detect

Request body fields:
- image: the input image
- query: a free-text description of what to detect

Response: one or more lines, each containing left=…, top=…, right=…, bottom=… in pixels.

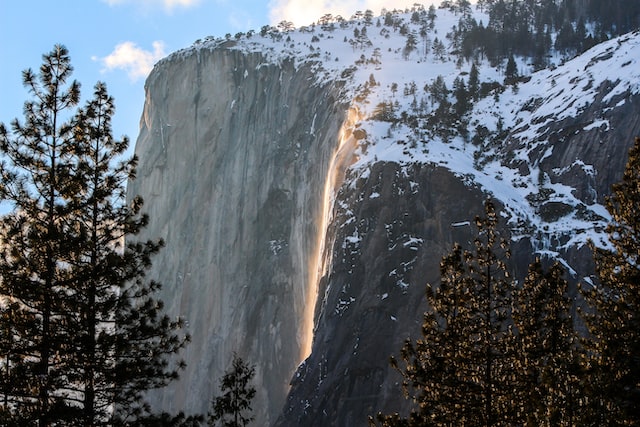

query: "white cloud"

left=166, top=0, right=201, bottom=9
left=102, top=0, right=201, bottom=14
left=94, top=41, right=167, bottom=82
left=229, top=10, right=255, bottom=32
left=268, top=0, right=432, bottom=26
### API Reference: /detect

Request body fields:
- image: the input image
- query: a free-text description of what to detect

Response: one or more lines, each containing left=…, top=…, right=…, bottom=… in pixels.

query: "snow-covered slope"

left=163, top=6, right=640, bottom=271
left=133, top=4, right=640, bottom=425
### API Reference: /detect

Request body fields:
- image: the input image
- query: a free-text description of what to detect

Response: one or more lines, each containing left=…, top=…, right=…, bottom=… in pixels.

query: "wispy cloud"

left=228, top=10, right=255, bottom=32
left=93, top=41, right=167, bottom=82
left=268, top=0, right=427, bottom=26
left=102, top=0, right=201, bottom=14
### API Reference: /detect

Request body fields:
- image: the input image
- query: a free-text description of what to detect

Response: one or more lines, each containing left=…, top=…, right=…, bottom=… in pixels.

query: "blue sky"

left=1, top=0, right=271, bottom=145
left=1, top=0, right=425, bottom=145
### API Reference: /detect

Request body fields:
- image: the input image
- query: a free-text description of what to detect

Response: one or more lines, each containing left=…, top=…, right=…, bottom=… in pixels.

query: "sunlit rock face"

left=128, top=46, right=349, bottom=423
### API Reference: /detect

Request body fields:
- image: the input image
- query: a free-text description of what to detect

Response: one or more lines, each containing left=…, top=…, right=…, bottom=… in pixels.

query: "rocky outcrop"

left=276, top=163, right=489, bottom=425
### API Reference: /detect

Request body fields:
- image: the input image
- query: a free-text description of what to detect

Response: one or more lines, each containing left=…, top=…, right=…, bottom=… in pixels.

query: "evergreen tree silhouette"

left=209, top=354, right=256, bottom=427
left=371, top=200, right=519, bottom=426
left=513, top=260, right=583, bottom=426
left=0, top=45, right=190, bottom=426
left=582, top=137, right=640, bottom=426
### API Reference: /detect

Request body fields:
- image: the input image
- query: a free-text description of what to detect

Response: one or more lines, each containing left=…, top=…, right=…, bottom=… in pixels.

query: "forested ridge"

left=439, top=0, right=640, bottom=69
left=371, top=138, right=640, bottom=426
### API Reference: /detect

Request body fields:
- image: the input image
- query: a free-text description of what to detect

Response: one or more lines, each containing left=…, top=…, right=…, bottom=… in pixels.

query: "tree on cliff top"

left=209, top=353, right=256, bottom=427
left=581, top=136, right=640, bottom=426
left=0, top=44, right=190, bottom=426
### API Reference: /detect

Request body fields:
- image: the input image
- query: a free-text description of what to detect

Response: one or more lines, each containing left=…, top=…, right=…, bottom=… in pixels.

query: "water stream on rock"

left=301, top=107, right=362, bottom=362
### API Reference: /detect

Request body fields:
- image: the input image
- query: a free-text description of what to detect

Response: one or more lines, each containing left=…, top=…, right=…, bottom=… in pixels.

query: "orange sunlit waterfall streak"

left=300, top=106, right=363, bottom=363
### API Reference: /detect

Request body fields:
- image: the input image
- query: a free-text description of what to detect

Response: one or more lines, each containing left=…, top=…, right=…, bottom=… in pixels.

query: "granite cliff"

left=127, top=6, right=640, bottom=425
left=128, top=47, right=351, bottom=422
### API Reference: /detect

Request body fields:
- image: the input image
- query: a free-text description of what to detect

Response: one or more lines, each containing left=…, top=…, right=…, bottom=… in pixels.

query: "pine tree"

left=371, top=200, right=519, bottom=426
left=463, top=200, right=518, bottom=426
left=432, top=38, right=447, bottom=61
left=372, top=244, right=476, bottom=426
left=582, top=136, right=640, bottom=426
left=70, top=82, right=190, bottom=425
left=504, top=55, right=518, bottom=85
left=469, top=63, right=480, bottom=101
left=0, top=44, right=81, bottom=426
left=555, top=21, right=577, bottom=55
left=513, top=260, right=583, bottom=426
left=453, top=77, right=470, bottom=117
left=0, top=298, right=35, bottom=424
left=403, top=32, right=418, bottom=59
left=209, top=354, right=256, bottom=427
left=429, top=76, right=449, bottom=107
left=0, top=45, right=190, bottom=425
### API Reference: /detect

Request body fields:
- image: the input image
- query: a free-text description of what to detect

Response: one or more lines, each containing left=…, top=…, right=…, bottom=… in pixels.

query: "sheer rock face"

left=129, top=40, right=640, bottom=426
left=128, top=47, right=349, bottom=423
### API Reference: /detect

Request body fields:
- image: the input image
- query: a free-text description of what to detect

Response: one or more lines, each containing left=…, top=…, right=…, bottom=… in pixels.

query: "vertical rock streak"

left=302, top=107, right=361, bottom=362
